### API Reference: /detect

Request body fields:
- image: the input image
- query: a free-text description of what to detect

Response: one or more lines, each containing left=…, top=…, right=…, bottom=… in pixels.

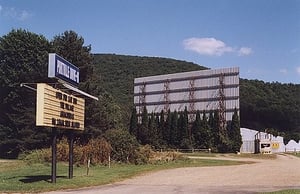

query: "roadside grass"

left=0, top=158, right=247, bottom=193
left=261, top=189, right=300, bottom=194
left=185, top=152, right=278, bottom=160
left=285, top=152, right=300, bottom=158
left=225, top=153, right=277, bottom=160
left=181, top=152, right=216, bottom=157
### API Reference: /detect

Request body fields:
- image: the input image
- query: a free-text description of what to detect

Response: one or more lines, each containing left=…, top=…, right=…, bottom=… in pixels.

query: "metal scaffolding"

left=218, top=73, right=226, bottom=133
left=138, top=82, right=146, bottom=115
left=188, top=79, right=196, bottom=122
left=163, top=79, right=170, bottom=112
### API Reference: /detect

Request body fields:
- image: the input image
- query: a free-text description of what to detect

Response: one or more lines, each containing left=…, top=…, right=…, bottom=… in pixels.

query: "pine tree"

left=211, top=110, right=219, bottom=151
left=164, top=109, right=172, bottom=145
left=228, top=108, right=242, bottom=152
left=129, top=107, right=138, bottom=136
left=148, top=112, right=159, bottom=147
left=180, top=107, right=192, bottom=149
left=0, top=29, right=52, bottom=158
left=212, top=109, right=230, bottom=153
left=138, top=106, right=149, bottom=144
left=51, top=30, right=93, bottom=82
left=158, top=110, right=166, bottom=146
left=201, top=111, right=212, bottom=148
left=170, top=111, right=179, bottom=147
left=192, top=110, right=202, bottom=148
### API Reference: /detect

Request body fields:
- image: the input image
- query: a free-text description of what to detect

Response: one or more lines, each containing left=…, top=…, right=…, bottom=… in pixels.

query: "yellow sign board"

left=272, top=142, right=280, bottom=149
left=36, top=83, right=85, bottom=130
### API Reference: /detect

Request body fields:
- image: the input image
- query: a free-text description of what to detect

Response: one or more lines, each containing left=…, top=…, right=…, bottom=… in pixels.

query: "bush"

left=134, top=145, right=153, bottom=164
left=104, top=129, right=140, bottom=163
left=79, top=137, right=112, bottom=165
left=22, top=137, right=112, bottom=165
left=22, top=149, right=51, bottom=165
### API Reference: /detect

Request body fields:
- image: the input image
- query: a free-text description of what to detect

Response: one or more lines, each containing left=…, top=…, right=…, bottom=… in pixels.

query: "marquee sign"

left=48, top=53, right=80, bottom=87
left=36, top=83, right=85, bottom=130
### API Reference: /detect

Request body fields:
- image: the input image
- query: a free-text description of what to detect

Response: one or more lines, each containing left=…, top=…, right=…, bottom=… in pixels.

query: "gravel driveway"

left=46, top=154, right=300, bottom=194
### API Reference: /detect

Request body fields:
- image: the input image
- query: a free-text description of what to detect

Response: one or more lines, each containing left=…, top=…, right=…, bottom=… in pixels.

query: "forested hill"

left=93, top=53, right=207, bottom=113
left=93, top=54, right=300, bottom=140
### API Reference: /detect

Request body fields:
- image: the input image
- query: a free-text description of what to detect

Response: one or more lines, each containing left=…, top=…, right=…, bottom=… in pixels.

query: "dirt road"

left=46, top=154, right=300, bottom=194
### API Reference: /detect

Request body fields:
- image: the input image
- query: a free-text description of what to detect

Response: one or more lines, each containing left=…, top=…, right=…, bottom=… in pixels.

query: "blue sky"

left=1, top=0, right=299, bottom=84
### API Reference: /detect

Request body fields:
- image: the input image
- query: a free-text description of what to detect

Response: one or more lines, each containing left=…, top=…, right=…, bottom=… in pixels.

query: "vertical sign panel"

left=48, top=53, right=80, bottom=87
left=36, top=83, right=85, bottom=130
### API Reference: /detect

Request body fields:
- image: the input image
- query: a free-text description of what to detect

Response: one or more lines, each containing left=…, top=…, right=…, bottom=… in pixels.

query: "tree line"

left=0, top=29, right=120, bottom=158
left=93, top=54, right=300, bottom=143
left=1, top=28, right=298, bottom=158
left=129, top=106, right=242, bottom=153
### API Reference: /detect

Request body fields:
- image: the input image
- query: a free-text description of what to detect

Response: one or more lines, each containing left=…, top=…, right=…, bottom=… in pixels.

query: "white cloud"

left=19, top=10, right=31, bottom=21
left=297, top=67, right=300, bottom=75
left=183, top=37, right=253, bottom=57
left=279, top=68, right=288, bottom=74
left=0, top=5, right=32, bottom=21
left=183, top=38, right=233, bottom=56
left=238, top=47, right=253, bottom=56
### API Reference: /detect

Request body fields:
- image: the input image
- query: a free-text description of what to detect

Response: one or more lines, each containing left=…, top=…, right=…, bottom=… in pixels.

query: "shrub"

left=22, top=137, right=112, bottom=165
left=104, top=129, right=140, bottom=163
left=22, top=149, right=51, bottom=164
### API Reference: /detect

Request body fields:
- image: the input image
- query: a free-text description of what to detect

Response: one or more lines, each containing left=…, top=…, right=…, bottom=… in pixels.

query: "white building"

left=285, top=140, right=300, bottom=152
left=240, top=128, right=285, bottom=154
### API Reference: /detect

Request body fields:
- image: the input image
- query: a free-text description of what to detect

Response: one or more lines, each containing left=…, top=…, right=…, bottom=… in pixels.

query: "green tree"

left=0, top=29, right=52, bottom=158
left=52, top=30, right=122, bottom=139
left=129, top=107, right=138, bottom=136
left=138, top=106, right=149, bottom=144
left=148, top=112, right=159, bottom=147
left=157, top=110, right=166, bottom=146
left=104, top=129, right=139, bottom=163
left=228, top=108, right=242, bottom=152
left=192, top=110, right=211, bottom=149
left=201, top=111, right=212, bottom=148
left=51, top=30, right=93, bottom=82
left=163, top=109, right=172, bottom=145
left=211, top=110, right=219, bottom=151
left=180, top=107, right=192, bottom=149
left=212, top=110, right=230, bottom=152
left=192, top=110, right=202, bottom=148
left=170, top=111, right=179, bottom=147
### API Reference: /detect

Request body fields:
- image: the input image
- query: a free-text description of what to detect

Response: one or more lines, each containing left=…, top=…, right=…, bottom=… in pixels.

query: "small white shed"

left=285, top=140, right=300, bottom=152
left=240, top=128, right=285, bottom=153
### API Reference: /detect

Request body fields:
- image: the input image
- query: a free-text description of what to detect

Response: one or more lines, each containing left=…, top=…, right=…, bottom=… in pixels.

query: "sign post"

left=68, top=132, right=74, bottom=179
left=51, top=128, right=57, bottom=183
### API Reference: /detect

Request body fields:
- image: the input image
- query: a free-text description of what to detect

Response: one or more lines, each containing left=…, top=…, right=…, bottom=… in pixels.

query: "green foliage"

left=104, top=129, right=140, bottom=163
left=92, top=54, right=206, bottom=127
left=92, top=54, right=299, bottom=142
left=0, top=29, right=122, bottom=158
left=51, top=30, right=93, bottom=82
left=129, top=107, right=138, bottom=136
left=0, top=29, right=52, bottom=158
left=170, top=111, right=180, bottom=147
left=138, top=106, right=149, bottom=144
left=192, top=110, right=211, bottom=149
left=147, top=112, right=160, bottom=147
left=240, top=79, right=300, bottom=141
left=1, top=29, right=299, bottom=158
left=228, top=108, right=242, bottom=152
left=22, top=137, right=112, bottom=165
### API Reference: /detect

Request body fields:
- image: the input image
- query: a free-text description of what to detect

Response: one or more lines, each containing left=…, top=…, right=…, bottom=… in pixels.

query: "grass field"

left=0, top=158, right=246, bottom=193
left=261, top=190, right=300, bottom=194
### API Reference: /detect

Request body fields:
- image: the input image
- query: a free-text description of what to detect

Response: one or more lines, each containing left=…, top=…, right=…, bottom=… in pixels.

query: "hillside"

left=93, top=54, right=300, bottom=140
left=93, top=54, right=206, bottom=113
